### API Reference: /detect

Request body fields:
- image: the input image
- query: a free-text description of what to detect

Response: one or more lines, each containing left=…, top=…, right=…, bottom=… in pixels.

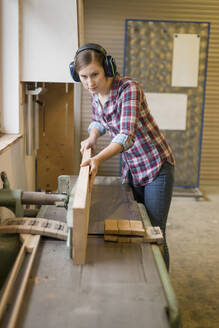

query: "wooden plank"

left=77, top=0, right=85, bottom=46
left=0, top=234, right=40, bottom=327
left=72, top=148, right=91, bottom=264
left=8, top=235, right=40, bottom=328
left=37, top=83, right=74, bottom=191
left=0, top=218, right=67, bottom=240
left=104, top=219, right=118, bottom=234
left=0, top=134, right=23, bottom=154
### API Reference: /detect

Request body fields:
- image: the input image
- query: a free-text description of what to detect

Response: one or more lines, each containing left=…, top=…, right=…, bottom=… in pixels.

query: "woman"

left=69, top=43, right=175, bottom=270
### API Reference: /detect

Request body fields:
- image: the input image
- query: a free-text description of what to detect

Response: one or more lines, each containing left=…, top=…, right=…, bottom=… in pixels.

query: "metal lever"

left=25, top=86, right=47, bottom=155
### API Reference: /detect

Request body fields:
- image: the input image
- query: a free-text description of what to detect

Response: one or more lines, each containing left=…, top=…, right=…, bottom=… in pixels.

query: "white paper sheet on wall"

left=21, top=0, right=78, bottom=83
left=145, top=93, right=187, bottom=130
left=171, top=34, right=200, bottom=87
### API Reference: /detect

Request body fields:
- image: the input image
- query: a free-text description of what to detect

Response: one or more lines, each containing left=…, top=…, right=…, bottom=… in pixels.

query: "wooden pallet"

left=0, top=218, right=67, bottom=240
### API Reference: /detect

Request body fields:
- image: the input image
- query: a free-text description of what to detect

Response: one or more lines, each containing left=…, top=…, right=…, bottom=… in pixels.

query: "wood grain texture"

left=72, top=148, right=91, bottom=264
left=0, top=234, right=40, bottom=327
left=130, top=220, right=145, bottom=236
left=104, top=219, right=163, bottom=244
left=104, top=219, right=118, bottom=234
left=37, top=83, right=74, bottom=191
left=0, top=218, right=67, bottom=240
left=0, top=134, right=22, bottom=154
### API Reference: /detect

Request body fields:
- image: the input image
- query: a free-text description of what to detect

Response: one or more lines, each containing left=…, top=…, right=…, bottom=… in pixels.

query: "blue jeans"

left=128, top=161, right=174, bottom=270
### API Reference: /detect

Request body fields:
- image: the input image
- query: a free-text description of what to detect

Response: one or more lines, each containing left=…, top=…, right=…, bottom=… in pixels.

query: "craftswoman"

left=69, top=43, right=175, bottom=270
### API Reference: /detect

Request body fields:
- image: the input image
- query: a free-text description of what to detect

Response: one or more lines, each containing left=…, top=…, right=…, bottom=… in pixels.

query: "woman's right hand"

left=80, top=136, right=97, bottom=155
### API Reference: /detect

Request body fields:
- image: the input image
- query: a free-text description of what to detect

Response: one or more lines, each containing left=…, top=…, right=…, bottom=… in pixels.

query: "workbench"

left=9, top=177, right=180, bottom=328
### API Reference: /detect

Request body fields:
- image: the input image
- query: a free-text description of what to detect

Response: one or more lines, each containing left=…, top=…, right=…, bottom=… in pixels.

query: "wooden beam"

left=72, top=148, right=91, bottom=264
left=0, top=234, right=40, bottom=328
left=77, top=0, right=85, bottom=47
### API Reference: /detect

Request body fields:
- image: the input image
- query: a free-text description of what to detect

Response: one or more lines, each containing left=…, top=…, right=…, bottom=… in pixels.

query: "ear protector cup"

left=104, top=55, right=117, bottom=78
left=69, top=61, right=80, bottom=82
left=69, top=43, right=117, bottom=82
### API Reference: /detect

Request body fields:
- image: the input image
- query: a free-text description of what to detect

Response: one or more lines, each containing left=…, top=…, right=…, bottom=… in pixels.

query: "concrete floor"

left=167, top=186, right=219, bottom=328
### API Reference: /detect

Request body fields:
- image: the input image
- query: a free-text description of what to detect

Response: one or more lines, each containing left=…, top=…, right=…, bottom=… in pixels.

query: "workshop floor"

left=167, top=186, right=219, bottom=328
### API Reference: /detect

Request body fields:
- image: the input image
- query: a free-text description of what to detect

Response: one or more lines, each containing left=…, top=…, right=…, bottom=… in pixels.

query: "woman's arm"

left=80, top=127, right=101, bottom=155
left=81, top=142, right=123, bottom=191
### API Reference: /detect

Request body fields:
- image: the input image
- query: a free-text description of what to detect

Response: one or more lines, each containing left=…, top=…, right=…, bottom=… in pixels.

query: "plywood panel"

left=37, top=83, right=74, bottom=191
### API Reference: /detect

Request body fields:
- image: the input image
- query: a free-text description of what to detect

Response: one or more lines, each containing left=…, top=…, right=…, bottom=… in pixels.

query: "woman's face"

left=78, top=60, right=108, bottom=96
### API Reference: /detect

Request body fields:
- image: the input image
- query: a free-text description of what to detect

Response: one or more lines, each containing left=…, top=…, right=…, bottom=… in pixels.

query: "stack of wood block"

left=104, top=219, right=163, bottom=244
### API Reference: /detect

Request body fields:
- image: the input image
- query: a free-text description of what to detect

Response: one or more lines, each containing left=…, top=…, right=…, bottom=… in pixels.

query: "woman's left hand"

left=80, top=157, right=100, bottom=192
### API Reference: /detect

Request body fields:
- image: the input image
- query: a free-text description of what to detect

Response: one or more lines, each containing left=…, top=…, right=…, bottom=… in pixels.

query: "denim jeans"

left=128, top=161, right=174, bottom=270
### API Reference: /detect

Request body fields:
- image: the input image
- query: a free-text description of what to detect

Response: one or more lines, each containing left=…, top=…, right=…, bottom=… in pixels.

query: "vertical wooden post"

left=77, top=0, right=85, bottom=47
left=72, top=148, right=91, bottom=264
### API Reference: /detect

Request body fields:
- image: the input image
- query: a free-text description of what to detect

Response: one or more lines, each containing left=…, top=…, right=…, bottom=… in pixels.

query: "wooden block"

left=117, top=220, right=131, bottom=235
left=104, top=235, right=143, bottom=244
left=55, top=222, right=68, bottom=240
left=145, top=226, right=164, bottom=244
left=73, top=149, right=91, bottom=265
left=130, top=236, right=144, bottom=244
left=104, top=219, right=118, bottom=235
left=118, top=236, right=131, bottom=243
left=104, top=235, right=118, bottom=242
left=130, top=220, right=145, bottom=236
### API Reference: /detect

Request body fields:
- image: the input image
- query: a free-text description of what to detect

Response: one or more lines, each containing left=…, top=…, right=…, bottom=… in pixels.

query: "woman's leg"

left=143, top=162, right=174, bottom=270
left=128, top=162, right=174, bottom=270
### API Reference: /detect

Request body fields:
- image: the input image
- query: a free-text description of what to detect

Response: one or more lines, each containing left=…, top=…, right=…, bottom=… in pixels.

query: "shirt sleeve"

left=88, top=99, right=106, bottom=136
left=111, top=82, right=141, bottom=151
left=88, top=121, right=106, bottom=136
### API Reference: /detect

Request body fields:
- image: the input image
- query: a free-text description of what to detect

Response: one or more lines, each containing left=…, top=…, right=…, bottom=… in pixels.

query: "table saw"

left=0, top=176, right=181, bottom=328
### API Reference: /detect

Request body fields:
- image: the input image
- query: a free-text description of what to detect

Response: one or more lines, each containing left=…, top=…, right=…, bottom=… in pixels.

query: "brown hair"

left=74, top=50, right=105, bottom=73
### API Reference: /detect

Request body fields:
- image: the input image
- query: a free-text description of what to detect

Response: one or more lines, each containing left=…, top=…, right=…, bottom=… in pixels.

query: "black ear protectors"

left=69, top=43, right=117, bottom=82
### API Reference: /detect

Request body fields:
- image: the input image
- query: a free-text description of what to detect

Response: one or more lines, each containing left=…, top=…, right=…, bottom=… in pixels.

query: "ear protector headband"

left=69, top=43, right=117, bottom=82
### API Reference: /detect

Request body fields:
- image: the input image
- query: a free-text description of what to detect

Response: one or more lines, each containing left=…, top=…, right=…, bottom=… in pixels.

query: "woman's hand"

left=80, top=136, right=97, bottom=155
left=80, top=156, right=100, bottom=192
left=80, top=142, right=123, bottom=192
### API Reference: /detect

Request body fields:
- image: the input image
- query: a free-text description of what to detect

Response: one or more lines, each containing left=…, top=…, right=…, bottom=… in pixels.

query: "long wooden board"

left=72, top=148, right=91, bottom=264
left=0, top=234, right=40, bottom=328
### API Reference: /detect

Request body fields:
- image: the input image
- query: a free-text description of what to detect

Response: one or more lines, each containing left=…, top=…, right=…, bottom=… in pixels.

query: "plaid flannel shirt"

left=88, top=74, right=175, bottom=186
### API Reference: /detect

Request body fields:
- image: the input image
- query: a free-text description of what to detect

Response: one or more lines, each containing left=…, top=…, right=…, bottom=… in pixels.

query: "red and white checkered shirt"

left=89, top=74, right=175, bottom=186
